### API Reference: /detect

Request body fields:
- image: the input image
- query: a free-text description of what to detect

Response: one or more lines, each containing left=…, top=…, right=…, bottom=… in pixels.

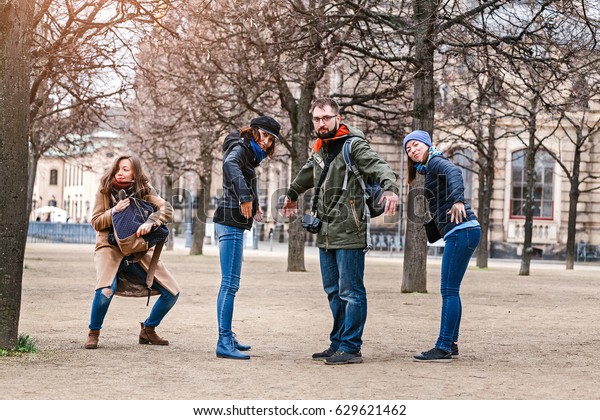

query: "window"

left=448, top=149, right=474, bottom=203
left=511, top=149, right=554, bottom=218
left=50, top=169, right=58, bottom=185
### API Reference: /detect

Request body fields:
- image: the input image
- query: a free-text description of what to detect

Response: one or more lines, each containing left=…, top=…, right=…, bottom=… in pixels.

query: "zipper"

left=349, top=199, right=360, bottom=230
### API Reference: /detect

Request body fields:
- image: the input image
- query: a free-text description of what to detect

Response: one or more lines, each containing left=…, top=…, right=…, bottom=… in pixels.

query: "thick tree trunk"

left=402, top=0, right=436, bottom=293
left=402, top=178, right=429, bottom=292
left=286, top=96, right=313, bottom=272
left=26, top=144, right=41, bottom=217
left=0, top=0, right=33, bottom=349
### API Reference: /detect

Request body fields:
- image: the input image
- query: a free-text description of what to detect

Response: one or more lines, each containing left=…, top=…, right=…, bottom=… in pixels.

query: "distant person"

left=212, top=116, right=281, bottom=360
left=403, top=130, right=480, bottom=362
left=282, top=97, right=399, bottom=365
left=83, top=155, right=179, bottom=349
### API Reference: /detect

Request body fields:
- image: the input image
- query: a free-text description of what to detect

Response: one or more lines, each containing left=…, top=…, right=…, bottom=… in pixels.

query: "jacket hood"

left=343, top=124, right=366, bottom=140
left=223, top=130, right=242, bottom=153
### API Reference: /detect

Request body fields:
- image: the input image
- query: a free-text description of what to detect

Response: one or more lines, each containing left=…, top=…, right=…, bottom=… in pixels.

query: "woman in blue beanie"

left=213, top=116, right=280, bottom=359
left=404, top=130, right=481, bottom=362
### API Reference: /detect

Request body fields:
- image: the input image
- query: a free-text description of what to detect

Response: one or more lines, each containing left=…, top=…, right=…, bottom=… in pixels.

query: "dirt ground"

left=1, top=241, right=600, bottom=400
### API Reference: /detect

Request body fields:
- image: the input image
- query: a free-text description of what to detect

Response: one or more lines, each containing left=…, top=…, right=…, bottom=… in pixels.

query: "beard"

left=315, top=122, right=339, bottom=140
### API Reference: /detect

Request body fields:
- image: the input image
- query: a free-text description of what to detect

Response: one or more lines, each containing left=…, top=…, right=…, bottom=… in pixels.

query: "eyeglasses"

left=312, top=115, right=337, bottom=124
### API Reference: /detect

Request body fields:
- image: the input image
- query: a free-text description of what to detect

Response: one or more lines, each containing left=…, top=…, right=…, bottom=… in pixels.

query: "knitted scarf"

left=414, top=146, right=443, bottom=175
left=110, top=179, right=135, bottom=205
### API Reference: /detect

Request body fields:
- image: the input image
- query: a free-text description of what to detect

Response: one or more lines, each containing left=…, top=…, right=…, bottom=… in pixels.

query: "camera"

left=301, top=214, right=322, bottom=234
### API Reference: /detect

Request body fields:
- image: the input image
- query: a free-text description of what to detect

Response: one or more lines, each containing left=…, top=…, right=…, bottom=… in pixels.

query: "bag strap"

left=145, top=239, right=165, bottom=306
left=310, top=152, right=336, bottom=215
left=342, top=138, right=369, bottom=196
left=341, top=137, right=373, bottom=253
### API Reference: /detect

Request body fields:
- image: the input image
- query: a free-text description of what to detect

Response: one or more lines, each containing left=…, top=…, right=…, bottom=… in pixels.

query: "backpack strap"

left=342, top=138, right=368, bottom=195
left=342, top=137, right=373, bottom=253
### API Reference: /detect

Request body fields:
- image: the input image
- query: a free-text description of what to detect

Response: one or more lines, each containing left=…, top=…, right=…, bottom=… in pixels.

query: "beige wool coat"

left=91, top=186, right=180, bottom=297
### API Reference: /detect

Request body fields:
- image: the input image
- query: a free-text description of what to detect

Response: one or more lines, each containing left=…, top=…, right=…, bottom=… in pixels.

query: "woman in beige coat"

left=84, top=156, right=180, bottom=349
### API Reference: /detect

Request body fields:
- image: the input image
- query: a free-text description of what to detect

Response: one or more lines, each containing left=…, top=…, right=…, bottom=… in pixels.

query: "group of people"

left=83, top=97, right=480, bottom=364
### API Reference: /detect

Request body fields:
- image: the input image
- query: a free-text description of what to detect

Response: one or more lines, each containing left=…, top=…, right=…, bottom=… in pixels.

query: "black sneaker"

left=324, top=350, right=363, bottom=365
left=312, top=347, right=336, bottom=361
left=451, top=342, right=459, bottom=358
left=413, top=347, right=452, bottom=363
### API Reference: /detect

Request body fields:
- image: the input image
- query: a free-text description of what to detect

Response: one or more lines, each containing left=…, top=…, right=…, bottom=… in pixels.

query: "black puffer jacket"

left=425, top=154, right=477, bottom=237
left=213, top=130, right=260, bottom=231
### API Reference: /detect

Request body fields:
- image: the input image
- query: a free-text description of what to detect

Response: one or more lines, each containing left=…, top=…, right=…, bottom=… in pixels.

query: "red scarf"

left=312, top=124, right=350, bottom=153
left=111, top=179, right=135, bottom=190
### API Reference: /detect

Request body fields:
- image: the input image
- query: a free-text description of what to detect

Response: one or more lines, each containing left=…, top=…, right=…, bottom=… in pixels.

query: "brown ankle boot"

left=84, top=329, right=100, bottom=349
left=139, top=322, right=169, bottom=345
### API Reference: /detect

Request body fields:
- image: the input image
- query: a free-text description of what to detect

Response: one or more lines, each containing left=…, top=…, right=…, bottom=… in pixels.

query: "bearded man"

left=282, top=97, right=399, bottom=365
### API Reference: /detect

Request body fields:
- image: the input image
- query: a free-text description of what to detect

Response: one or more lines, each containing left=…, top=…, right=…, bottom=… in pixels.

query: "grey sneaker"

left=413, top=347, right=452, bottom=363
left=324, top=350, right=363, bottom=365
left=312, top=347, right=336, bottom=361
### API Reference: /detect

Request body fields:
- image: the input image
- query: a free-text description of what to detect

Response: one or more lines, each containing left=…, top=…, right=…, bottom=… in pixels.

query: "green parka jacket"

left=286, top=124, right=399, bottom=249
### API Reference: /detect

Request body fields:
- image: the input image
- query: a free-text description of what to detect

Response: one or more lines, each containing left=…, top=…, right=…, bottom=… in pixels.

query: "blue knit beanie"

left=403, top=130, right=432, bottom=152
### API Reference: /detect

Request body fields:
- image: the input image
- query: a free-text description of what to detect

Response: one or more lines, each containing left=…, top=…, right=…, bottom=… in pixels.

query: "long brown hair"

left=240, top=126, right=276, bottom=158
left=99, top=155, right=150, bottom=195
left=406, top=148, right=430, bottom=185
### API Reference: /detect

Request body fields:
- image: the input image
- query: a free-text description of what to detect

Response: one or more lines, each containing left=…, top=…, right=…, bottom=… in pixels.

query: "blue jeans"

left=88, top=259, right=179, bottom=330
left=319, top=248, right=366, bottom=354
left=215, top=223, right=245, bottom=339
left=435, top=227, right=481, bottom=352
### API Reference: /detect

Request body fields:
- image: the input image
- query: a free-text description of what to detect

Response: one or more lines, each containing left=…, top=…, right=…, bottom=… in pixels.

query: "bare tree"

left=491, top=2, right=600, bottom=275
left=435, top=43, right=513, bottom=268
left=27, top=0, right=180, bottom=214
left=0, top=0, right=34, bottom=349
left=549, top=108, right=600, bottom=269
left=127, top=34, right=223, bottom=254
left=130, top=0, right=404, bottom=271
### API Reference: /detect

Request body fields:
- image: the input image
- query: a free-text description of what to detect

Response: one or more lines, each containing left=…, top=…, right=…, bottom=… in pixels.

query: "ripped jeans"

left=88, top=258, right=178, bottom=330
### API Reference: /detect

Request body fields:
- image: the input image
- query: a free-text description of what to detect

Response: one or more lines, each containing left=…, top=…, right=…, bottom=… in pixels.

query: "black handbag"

left=111, top=190, right=169, bottom=306
left=423, top=217, right=441, bottom=243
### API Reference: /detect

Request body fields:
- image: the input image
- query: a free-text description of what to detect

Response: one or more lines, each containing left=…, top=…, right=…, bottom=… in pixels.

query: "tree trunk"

left=476, top=119, right=497, bottom=268
left=190, top=174, right=212, bottom=256
left=519, top=105, right=538, bottom=276
left=402, top=0, right=436, bottom=292
left=0, top=0, right=33, bottom=349
left=565, top=144, right=582, bottom=270
left=163, top=175, right=175, bottom=251
left=26, top=143, right=41, bottom=217
left=402, top=178, right=429, bottom=292
left=286, top=95, right=313, bottom=272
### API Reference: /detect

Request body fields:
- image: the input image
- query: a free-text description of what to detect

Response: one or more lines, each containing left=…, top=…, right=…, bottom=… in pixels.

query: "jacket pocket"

left=346, top=199, right=361, bottom=232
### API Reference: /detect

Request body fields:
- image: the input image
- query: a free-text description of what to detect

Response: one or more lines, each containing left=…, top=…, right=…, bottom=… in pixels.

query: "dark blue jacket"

left=213, top=130, right=260, bottom=230
left=425, top=155, right=477, bottom=237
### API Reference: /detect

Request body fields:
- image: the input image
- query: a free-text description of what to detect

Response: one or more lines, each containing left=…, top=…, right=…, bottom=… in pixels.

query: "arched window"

left=511, top=149, right=554, bottom=219
left=49, top=169, right=58, bottom=185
